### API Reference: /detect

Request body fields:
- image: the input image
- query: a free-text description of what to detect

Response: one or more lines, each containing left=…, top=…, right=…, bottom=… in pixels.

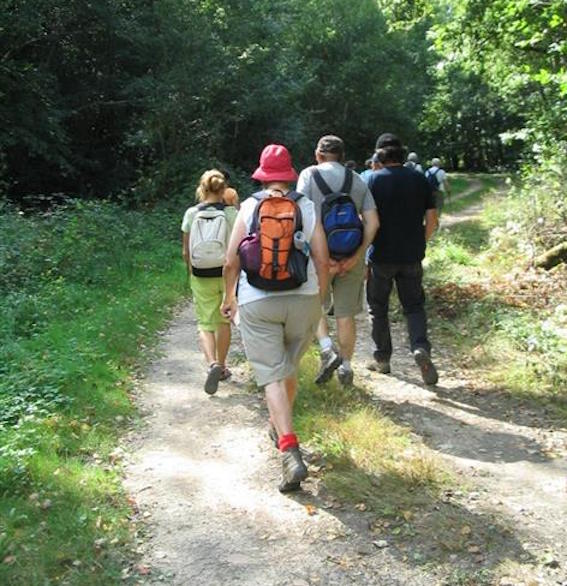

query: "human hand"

left=338, top=252, right=361, bottom=275
left=221, top=297, right=237, bottom=321
left=329, top=259, right=340, bottom=276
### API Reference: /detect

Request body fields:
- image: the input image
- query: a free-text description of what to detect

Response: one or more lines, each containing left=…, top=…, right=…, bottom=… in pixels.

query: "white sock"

left=342, top=359, right=352, bottom=371
left=319, top=336, right=333, bottom=351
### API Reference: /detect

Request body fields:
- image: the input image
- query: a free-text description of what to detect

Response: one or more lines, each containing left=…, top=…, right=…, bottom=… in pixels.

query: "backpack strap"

left=287, top=191, right=304, bottom=232
left=312, top=168, right=353, bottom=196
left=197, top=202, right=226, bottom=211
left=340, top=168, right=353, bottom=194
left=312, top=170, right=332, bottom=196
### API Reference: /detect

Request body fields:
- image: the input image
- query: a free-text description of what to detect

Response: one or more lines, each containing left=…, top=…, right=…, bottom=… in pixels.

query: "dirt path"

left=124, top=182, right=567, bottom=586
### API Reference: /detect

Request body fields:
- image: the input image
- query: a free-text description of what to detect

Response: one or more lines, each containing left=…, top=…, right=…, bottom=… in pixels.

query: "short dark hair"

left=316, top=135, right=345, bottom=159
left=376, top=132, right=402, bottom=150
left=376, top=146, right=405, bottom=164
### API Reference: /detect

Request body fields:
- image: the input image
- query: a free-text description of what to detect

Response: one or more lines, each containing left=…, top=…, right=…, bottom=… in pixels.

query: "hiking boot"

left=279, top=447, right=308, bottom=493
left=413, top=348, right=438, bottom=385
left=367, top=360, right=391, bottom=374
left=268, top=423, right=279, bottom=449
left=219, top=366, right=232, bottom=381
left=337, top=365, right=354, bottom=387
left=204, top=362, right=223, bottom=395
left=315, top=347, right=341, bottom=385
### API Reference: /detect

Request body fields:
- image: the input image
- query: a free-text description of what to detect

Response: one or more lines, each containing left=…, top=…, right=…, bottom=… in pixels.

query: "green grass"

left=295, top=349, right=449, bottom=516
left=0, top=199, right=188, bottom=584
left=426, top=178, right=567, bottom=420
left=293, top=349, right=526, bottom=578
left=444, top=174, right=505, bottom=214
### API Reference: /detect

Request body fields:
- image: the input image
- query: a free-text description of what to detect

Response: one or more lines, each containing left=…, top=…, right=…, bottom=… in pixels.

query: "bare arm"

left=182, top=232, right=190, bottom=268
left=221, top=213, right=247, bottom=319
left=339, top=208, right=379, bottom=274
left=309, top=221, right=330, bottom=302
left=425, top=209, right=439, bottom=240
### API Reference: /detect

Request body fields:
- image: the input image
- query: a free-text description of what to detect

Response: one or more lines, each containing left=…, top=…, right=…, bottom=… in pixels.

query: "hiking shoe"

left=268, top=423, right=279, bottom=449
left=367, top=360, right=391, bottom=374
left=315, top=347, right=341, bottom=385
left=279, top=447, right=308, bottom=493
left=219, top=367, right=232, bottom=381
left=413, top=348, right=438, bottom=385
left=337, top=365, right=354, bottom=387
left=204, top=363, right=223, bottom=395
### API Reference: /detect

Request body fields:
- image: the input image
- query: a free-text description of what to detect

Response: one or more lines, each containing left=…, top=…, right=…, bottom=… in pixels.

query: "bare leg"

left=284, top=375, right=297, bottom=409
left=265, top=381, right=293, bottom=437
left=316, top=314, right=330, bottom=342
left=336, top=316, right=356, bottom=361
left=215, top=323, right=231, bottom=366
left=199, top=330, right=217, bottom=364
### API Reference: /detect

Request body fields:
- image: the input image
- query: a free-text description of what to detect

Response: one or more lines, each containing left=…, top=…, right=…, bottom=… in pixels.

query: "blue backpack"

left=313, top=168, right=363, bottom=260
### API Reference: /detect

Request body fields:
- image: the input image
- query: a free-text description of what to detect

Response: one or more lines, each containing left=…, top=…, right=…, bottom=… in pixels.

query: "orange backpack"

left=238, top=191, right=309, bottom=291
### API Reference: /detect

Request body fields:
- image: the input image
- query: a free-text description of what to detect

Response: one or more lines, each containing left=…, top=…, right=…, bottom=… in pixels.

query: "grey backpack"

left=189, top=203, right=228, bottom=276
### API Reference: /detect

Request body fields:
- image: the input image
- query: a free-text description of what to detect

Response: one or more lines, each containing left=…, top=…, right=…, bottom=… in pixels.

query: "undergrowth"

left=426, top=177, right=567, bottom=420
left=0, top=199, right=187, bottom=584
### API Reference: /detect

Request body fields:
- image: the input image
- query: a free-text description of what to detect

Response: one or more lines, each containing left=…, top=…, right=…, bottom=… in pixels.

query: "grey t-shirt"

left=296, top=161, right=376, bottom=219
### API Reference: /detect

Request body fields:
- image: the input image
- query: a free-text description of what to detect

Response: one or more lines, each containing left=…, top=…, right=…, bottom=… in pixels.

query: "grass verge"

left=426, top=178, right=567, bottom=421
left=293, top=348, right=529, bottom=578
left=0, top=199, right=187, bottom=584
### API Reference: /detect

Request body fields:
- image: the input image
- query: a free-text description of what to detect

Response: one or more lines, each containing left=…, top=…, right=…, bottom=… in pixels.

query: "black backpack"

left=313, top=168, right=363, bottom=260
left=426, top=167, right=440, bottom=190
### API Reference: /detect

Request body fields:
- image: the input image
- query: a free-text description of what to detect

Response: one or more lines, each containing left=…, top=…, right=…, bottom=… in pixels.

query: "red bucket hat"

left=251, top=144, right=298, bottom=183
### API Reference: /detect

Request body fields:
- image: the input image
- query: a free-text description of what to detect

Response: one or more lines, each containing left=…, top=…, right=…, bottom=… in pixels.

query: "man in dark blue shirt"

left=367, top=133, right=439, bottom=384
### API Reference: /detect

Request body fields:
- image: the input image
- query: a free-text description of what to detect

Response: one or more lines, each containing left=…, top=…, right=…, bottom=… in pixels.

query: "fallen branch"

left=534, top=241, right=567, bottom=270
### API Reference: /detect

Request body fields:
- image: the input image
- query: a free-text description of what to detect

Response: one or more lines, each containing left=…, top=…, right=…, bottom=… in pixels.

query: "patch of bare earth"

left=124, top=306, right=437, bottom=585
left=124, top=193, right=567, bottom=586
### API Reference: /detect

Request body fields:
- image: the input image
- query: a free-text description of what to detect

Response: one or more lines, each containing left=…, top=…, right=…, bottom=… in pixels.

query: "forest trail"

left=124, top=186, right=567, bottom=586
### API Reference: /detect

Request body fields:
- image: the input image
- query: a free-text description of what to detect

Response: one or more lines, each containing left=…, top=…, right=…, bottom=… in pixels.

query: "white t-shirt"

left=237, top=192, right=319, bottom=306
left=427, top=166, right=447, bottom=191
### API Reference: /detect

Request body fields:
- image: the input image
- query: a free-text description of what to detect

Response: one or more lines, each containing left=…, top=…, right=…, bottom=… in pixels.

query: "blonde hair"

left=196, top=169, right=226, bottom=202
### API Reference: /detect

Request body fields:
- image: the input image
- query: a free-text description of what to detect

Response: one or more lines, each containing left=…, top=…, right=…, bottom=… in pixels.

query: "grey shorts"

left=324, top=257, right=365, bottom=318
left=239, top=294, right=321, bottom=386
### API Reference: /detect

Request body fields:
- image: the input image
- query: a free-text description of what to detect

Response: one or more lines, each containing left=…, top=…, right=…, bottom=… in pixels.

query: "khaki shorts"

left=324, top=257, right=365, bottom=318
left=239, top=294, right=321, bottom=386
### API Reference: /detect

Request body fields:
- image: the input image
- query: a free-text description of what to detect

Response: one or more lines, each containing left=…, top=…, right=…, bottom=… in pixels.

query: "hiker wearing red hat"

left=221, top=144, right=330, bottom=493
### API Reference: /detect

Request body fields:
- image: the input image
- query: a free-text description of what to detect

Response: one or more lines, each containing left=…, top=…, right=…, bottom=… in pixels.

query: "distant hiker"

left=367, top=133, right=439, bottom=385
left=361, top=153, right=382, bottom=185
left=425, top=157, right=451, bottom=212
left=297, top=135, right=379, bottom=387
left=221, top=144, right=330, bottom=493
left=344, top=160, right=357, bottom=171
left=359, top=157, right=374, bottom=183
left=181, top=169, right=238, bottom=395
left=404, top=151, right=424, bottom=174
left=220, top=169, right=240, bottom=209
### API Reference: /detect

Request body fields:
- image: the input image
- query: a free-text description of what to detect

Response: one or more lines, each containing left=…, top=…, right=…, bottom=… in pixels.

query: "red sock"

left=278, top=433, right=299, bottom=452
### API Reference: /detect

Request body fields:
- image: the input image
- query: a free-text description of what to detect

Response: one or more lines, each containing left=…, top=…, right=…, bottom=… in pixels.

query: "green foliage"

left=1, top=0, right=436, bottom=203
left=426, top=178, right=567, bottom=418
left=0, top=201, right=186, bottom=582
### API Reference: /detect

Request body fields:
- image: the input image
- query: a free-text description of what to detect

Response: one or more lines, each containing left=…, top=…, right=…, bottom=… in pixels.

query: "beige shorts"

left=239, top=294, right=321, bottom=386
left=324, top=257, right=365, bottom=318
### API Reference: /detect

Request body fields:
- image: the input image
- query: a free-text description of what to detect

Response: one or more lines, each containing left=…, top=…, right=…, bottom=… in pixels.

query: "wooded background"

left=2, top=0, right=565, bottom=205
